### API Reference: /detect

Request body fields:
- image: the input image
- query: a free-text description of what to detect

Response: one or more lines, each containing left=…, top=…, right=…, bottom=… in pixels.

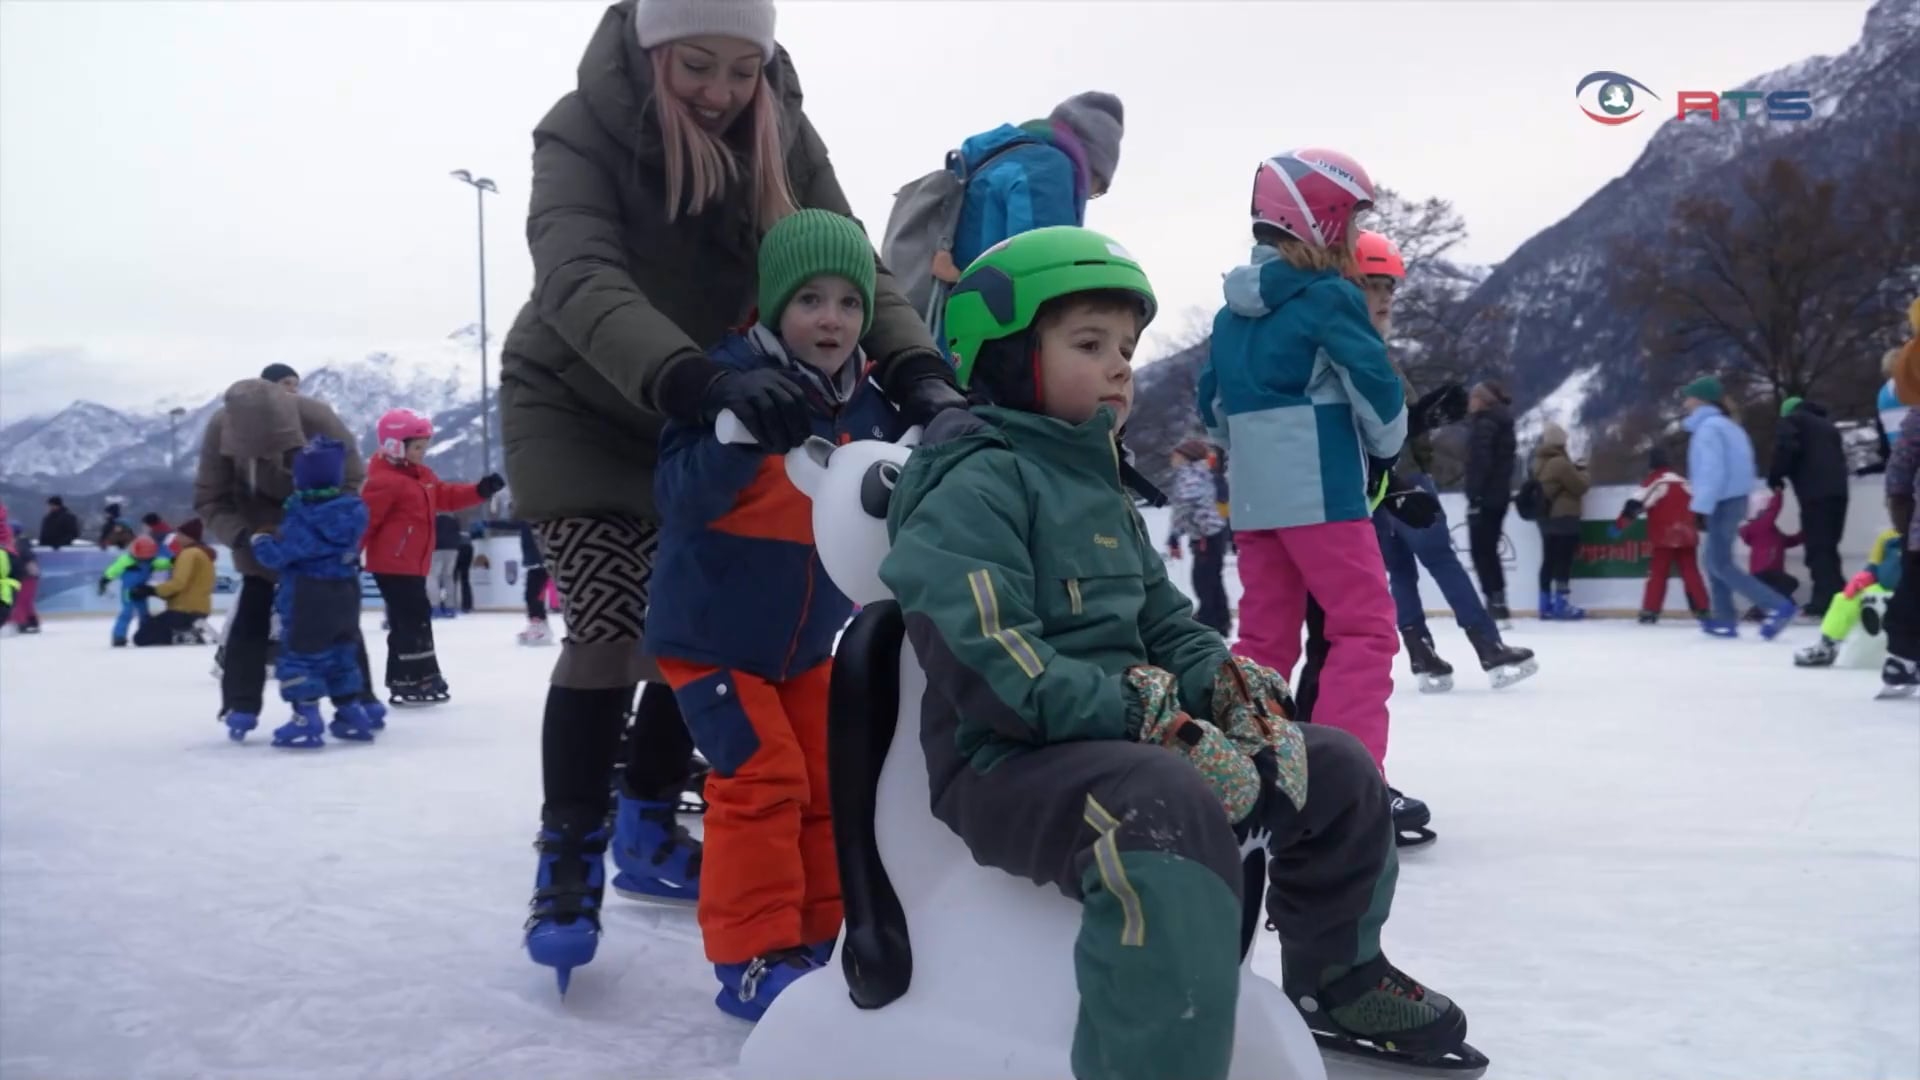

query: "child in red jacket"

left=1613, top=447, right=1709, bottom=623
left=1738, top=488, right=1803, bottom=619
left=361, top=408, right=503, bottom=704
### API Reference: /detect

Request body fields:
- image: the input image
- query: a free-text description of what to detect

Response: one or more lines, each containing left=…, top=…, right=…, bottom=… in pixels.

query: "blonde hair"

left=650, top=46, right=796, bottom=229
left=1266, top=233, right=1358, bottom=278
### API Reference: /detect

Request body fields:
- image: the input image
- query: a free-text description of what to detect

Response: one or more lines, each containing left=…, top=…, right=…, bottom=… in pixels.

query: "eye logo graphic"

left=1576, top=71, right=1659, bottom=125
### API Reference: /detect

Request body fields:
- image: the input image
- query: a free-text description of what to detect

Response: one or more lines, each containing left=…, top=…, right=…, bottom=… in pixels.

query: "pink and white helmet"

left=376, top=408, right=433, bottom=460
left=1250, top=148, right=1376, bottom=250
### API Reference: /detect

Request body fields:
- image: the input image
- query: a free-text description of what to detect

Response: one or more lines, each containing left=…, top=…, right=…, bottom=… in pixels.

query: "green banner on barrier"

left=1572, top=518, right=1653, bottom=579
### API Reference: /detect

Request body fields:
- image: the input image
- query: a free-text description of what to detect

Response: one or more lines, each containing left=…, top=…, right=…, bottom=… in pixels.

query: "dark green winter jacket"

left=879, top=406, right=1231, bottom=777
left=499, top=0, right=943, bottom=524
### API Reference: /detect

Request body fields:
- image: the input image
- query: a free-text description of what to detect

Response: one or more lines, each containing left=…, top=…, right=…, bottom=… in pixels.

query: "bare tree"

left=1612, top=137, right=1920, bottom=419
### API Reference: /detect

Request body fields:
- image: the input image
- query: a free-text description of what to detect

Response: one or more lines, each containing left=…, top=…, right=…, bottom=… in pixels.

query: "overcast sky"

left=0, top=0, right=1875, bottom=422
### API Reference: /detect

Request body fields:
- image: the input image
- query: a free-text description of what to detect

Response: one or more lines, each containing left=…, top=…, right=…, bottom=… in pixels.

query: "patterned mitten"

left=1211, top=656, right=1309, bottom=812
left=1124, top=665, right=1261, bottom=823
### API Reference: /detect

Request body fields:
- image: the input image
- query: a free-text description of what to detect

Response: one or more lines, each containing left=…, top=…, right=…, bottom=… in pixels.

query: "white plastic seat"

left=731, top=434, right=1324, bottom=1080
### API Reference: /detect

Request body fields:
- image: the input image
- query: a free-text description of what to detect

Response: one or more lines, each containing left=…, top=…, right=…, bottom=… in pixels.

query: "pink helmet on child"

left=1250, top=148, right=1376, bottom=250
left=376, top=408, right=433, bottom=461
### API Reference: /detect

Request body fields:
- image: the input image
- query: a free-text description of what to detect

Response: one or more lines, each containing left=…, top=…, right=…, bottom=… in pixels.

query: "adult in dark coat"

left=37, top=496, right=80, bottom=550
left=1463, top=380, right=1518, bottom=616
left=1769, top=397, right=1850, bottom=615
left=501, top=0, right=965, bottom=984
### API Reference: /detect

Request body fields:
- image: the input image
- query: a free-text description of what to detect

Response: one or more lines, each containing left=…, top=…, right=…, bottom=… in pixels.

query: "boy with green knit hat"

left=875, top=226, right=1481, bottom=1079
left=643, top=208, right=904, bottom=1020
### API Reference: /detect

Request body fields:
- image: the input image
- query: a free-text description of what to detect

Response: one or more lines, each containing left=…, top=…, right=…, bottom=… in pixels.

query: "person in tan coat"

left=194, top=379, right=374, bottom=725
left=1531, top=422, right=1591, bottom=619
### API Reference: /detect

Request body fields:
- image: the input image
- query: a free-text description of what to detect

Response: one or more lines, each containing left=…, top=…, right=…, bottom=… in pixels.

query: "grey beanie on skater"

left=1050, top=91, right=1125, bottom=191
left=633, top=0, right=778, bottom=61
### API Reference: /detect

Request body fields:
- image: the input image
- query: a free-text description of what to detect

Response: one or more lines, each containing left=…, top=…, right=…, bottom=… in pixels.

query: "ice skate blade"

left=1488, top=659, right=1538, bottom=689
left=1315, top=1032, right=1488, bottom=1078
left=612, top=880, right=698, bottom=907
left=1876, top=684, right=1917, bottom=700
left=1395, top=827, right=1437, bottom=850
left=1416, top=675, right=1453, bottom=694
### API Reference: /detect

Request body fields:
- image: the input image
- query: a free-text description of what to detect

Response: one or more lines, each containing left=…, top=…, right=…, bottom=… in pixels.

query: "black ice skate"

left=1466, top=628, right=1538, bottom=690
left=1286, top=954, right=1488, bottom=1077
left=1485, top=591, right=1512, bottom=629
left=1637, top=610, right=1659, bottom=625
left=390, top=675, right=451, bottom=707
left=1390, top=787, right=1435, bottom=849
left=1400, top=627, right=1453, bottom=693
left=1878, top=655, right=1918, bottom=700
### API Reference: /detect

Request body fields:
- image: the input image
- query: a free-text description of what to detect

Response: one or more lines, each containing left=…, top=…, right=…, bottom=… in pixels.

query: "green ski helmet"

left=944, top=225, right=1158, bottom=389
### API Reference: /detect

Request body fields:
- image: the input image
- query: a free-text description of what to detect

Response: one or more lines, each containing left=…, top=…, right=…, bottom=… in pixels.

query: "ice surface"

left=2, top=596, right=1914, bottom=1079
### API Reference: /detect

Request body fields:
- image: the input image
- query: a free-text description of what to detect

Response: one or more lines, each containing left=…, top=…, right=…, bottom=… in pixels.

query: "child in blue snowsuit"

left=238, top=436, right=375, bottom=749
left=99, top=537, right=170, bottom=646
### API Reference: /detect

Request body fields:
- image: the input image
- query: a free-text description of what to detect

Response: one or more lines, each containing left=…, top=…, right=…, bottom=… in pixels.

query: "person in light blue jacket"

left=1682, top=375, right=1795, bottom=638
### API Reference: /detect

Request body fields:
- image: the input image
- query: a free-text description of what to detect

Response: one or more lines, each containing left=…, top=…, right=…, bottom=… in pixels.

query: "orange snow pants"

left=658, top=657, right=842, bottom=965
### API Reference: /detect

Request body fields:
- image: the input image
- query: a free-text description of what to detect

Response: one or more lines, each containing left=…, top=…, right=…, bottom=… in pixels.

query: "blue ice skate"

left=612, top=795, right=701, bottom=903
left=525, top=809, right=610, bottom=995
left=360, top=699, right=388, bottom=731
left=272, top=702, right=326, bottom=749
left=714, top=947, right=824, bottom=1022
left=329, top=702, right=376, bottom=742
left=223, top=710, right=259, bottom=743
left=1759, top=601, right=1797, bottom=641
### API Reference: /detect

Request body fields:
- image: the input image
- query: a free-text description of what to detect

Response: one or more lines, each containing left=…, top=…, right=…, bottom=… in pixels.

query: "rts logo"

left=1576, top=71, right=1814, bottom=124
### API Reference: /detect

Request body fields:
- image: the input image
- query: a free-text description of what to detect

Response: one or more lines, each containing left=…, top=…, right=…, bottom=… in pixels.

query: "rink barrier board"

left=17, top=476, right=1888, bottom=621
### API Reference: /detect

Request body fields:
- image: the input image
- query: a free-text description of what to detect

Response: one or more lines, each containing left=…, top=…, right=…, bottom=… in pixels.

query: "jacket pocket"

left=288, top=577, right=362, bottom=653
left=674, top=669, right=760, bottom=778
left=1037, top=544, right=1144, bottom=632
left=392, top=526, right=413, bottom=561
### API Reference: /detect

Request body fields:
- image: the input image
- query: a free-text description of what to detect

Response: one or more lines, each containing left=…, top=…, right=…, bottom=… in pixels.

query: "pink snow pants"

left=1232, top=521, right=1398, bottom=772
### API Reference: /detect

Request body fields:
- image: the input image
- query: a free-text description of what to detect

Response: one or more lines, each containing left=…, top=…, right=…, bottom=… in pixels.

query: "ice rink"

left=1, top=608, right=1913, bottom=1080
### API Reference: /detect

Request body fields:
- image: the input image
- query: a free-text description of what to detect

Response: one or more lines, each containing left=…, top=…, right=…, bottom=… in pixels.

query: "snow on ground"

left=2, top=606, right=1914, bottom=1080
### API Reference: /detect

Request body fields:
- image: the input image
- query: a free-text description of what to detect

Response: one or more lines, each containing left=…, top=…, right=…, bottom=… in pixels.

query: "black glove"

left=475, top=473, right=505, bottom=499
left=1695, top=512, right=1710, bottom=530
left=1380, top=481, right=1442, bottom=530
left=894, top=371, right=970, bottom=428
left=1410, top=383, right=1469, bottom=436
left=130, top=585, right=155, bottom=601
left=703, top=368, right=812, bottom=454
left=97, top=577, right=110, bottom=596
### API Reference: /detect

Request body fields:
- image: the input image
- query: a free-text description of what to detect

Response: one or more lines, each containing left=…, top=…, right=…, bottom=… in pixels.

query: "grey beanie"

left=633, top=0, right=778, bottom=62
left=1050, top=91, right=1125, bottom=189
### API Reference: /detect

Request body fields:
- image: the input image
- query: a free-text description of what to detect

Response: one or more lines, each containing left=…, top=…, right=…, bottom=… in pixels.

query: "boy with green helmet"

left=876, top=226, right=1480, bottom=1079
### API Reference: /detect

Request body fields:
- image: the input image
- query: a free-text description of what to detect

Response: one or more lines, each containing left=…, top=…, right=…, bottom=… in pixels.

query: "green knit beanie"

left=757, top=209, right=877, bottom=337
left=1682, top=375, right=1723, bottom=403
left=1780, top=395, right=1803, bottom=417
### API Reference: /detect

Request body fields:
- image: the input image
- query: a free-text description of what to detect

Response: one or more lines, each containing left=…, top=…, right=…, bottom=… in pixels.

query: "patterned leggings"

left=532, top=516, right=692, bottom=810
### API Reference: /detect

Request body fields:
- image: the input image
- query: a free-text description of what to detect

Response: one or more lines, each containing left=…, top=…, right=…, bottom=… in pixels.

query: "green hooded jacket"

left=879, top=406, right=1231, bottom=776
left=498, top=0, right=942, bottom=524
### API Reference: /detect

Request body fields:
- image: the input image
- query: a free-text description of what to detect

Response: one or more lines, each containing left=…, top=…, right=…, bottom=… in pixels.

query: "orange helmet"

left=1355, top=230, right=1406, bottom=280
left=130, top=536, right=160, bottom=560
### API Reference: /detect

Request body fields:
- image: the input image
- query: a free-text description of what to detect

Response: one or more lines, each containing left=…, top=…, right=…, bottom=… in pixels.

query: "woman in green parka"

left=503, top=0, right=966, bottom=984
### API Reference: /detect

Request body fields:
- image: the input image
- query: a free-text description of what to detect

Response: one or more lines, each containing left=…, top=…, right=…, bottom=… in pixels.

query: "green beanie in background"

left=757, top=209, right=877, bottom=337
left=1682, top=375, right=1723, bottom=403
left=1779, top=395, right=1804, bottom=417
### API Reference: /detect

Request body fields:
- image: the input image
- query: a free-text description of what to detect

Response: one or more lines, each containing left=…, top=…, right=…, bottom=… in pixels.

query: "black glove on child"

left=475, top=474, right=506, bottom=499
left=704, top=368, right=813, bottom=454
left=1379, top=473, right=1442, bottom=530
left=894, top=373, right=970, bottom=428
left=1410, top=383, right=1469, bottom=437
left=130, top=585, right=155, bottom=601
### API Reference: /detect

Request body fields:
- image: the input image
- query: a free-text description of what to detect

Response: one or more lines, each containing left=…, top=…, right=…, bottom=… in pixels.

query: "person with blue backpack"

left=1681, top=376, right=1796, bottom=639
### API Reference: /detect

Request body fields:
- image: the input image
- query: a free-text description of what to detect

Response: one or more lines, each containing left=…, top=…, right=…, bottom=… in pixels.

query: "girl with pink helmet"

left=359, top=407, right=504, bottom=705
left=1196, top=148, right=1409, bottom=776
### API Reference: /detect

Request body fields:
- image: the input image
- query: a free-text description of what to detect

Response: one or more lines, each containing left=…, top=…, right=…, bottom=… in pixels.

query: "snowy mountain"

left=1459, top=0, right=1920, bottom=432
left=0, top=327, right=501, bottom=510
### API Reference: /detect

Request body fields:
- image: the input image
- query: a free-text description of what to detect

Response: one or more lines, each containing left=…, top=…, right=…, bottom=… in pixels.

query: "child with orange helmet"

left=98, top=534, right=171, bottom=646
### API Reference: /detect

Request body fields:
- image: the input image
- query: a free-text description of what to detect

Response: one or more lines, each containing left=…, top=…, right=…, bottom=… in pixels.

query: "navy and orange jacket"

left=646, top=325, right=904, bottom=681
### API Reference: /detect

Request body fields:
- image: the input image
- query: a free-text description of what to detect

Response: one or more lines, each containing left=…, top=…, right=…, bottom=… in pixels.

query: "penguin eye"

left=860, top=462, right=900, bottom=518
